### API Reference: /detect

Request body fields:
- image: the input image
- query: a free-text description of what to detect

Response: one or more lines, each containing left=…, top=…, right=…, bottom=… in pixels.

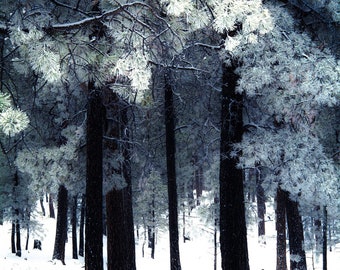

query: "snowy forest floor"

left=0, top=202, right=340, bottom=270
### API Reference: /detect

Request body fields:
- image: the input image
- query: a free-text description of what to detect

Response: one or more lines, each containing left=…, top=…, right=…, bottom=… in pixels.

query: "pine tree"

left=164, top=69, right=182, bottom=270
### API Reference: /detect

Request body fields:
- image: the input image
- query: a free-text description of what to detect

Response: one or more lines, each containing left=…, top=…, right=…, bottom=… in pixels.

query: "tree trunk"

left=149, top=197, right=156, bottom=259
left=25, top=225, right=29, bottom=251
left=164, top=70, right=182, bottom=270
left=85, top=83, right=103, bottom=270
left=285, top=192, right=307, bottom=270
left=40, top=197, right=46, bottom=216
left=314, top=206, right=322, bottom=256
left=11, top=222, right=16, bottom=254
left=52, top=184, right=68, bottom=265
left=106, top=93, right=136, bottom=270
left=276, top=187, right=287, bottom=270
left=15, top=219, right=21, bottom=257
left=323, top=206, right=327, bottom=270
left=256, top=168, right=266, bottom=241
left=219, top=63, right=249, bottom=270
left=79, top=194, right=85, bottom=257
left=72, top=195, right=78, bottom=260
left=49, top=194, right=55, bottom=219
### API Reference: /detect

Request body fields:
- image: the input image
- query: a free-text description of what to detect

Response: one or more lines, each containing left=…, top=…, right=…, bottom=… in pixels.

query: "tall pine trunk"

left=105, top=91, right=136, bottom=270
left=85, top=84, right=103, bottom=270
left=164, top=70, right=181, bottom=270
left=71, top=195, right=78, bottom=259
left=276, top=187, right=287, bottom=270
left=52, top=184, right=68, bottom=265
left=256, top=168, right=266, bottom=240
left=15, top=218, right=21, bottom=257
left=11, top=222, right=16, bottom=254
left=49, top=194, right=55, bottom=218
left=79, top=194, right=85, bottom=257
left=285, top=192, right=307, bottom=270
left=219, top=63, right=249, bottom=270
left=323, top=206, right=327, bottom=270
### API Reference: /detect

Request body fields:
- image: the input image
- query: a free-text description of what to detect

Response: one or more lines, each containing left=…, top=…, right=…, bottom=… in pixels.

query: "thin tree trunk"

left=49, top=194, right=55, bottom=219
left=214, top=195, right=219, bottom=270
left=85, top=83, right=103, bottom=270
left=25, top=225, right=29, bottom=251
left=149, top=197, right=156, bottom=259
left=164, top=70, right=181, bottom=270
left=276, top=187, right=287, bottom=270
left=52, top=184, right=68, bottom=265
left=79, top=194, right=85, bottom=257
left=15, top=219, right=21, bottom=257
left=219, top=63, right=249, bottom=270
left=40, top=197, right=46, bottom=216
left=256, top=168, right=266, bottom=241
left=286, top=192, right=307, bottom=270
left=0, top=209, right=3, bottom=225
left=314, top=205, right=322, bottom=255
left=323, top=206, right=327, bottom=270
left=72, top=195, right=78, bottom=260
left=11, top=222, right=16, bottom=254
left=25, top=210, right=31, bottom=250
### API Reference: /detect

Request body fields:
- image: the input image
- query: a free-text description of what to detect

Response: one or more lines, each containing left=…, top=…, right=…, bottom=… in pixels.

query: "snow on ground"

left=0, top=202, right=339, bottom=269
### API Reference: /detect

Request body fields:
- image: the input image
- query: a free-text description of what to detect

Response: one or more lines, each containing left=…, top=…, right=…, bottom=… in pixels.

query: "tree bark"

left=72, top=195, right=78, bottom=259
left=323, top=206, right=327, bottom=270
left=40, top=197, right=46, bottom=216
left=52, top=184, right=68, bottom=265
left=49, top=193, right=55, bottom=219
left=85, top=83, right=104, bottom=270
left=256, top=168, right=266, bottom=240
left=79, top=194, right=85, bottom=257
left=285, top=192, right=307, bottom=270
left=276, top=187, right=287, bottom=270
left=11, top=222, right=16, bottom=254
left=164, top=70, right=181, bottom=270
left=219, top=63, right=249, bottom=270
left=15, top=218, right=21, bottom=257
left=105, top=92, right=136, bottom=270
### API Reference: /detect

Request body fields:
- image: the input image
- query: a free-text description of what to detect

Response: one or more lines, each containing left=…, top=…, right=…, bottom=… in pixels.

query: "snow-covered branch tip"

left=45, top=2, right=150, bottom=32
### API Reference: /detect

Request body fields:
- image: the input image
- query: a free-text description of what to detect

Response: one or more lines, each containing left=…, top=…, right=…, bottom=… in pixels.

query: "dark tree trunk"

left=79, top=194, right=85, bottom=257
left=148, top=224, right=155, bottom=259
left=49, top=194, right=55, bottom=219
left=25, top=224, right=29, bottom=251
left=148, top=197, right=156, bottom=259
left=72, top=195, right=78, bottom=260
left=52, top=184, right=68, bottom=265
left=219, top=63, right=249, bottom=270
left=106, top=93, right=136, bottom=270
left=25, top=210, right=31, bottom=251
left=285, top=192, right=307, bottom=270
left=0, top=210, right=3, bottom=225
left=85, top=84, right=104, bottom=270
left=276, top=187, right=287, bottom=270
left=40, top=197, right=46, bottom=216
left=15, top=219, right=21, bottom=257
left=314, top=205, right=322, bottom=254
left=214, top=195, right=219, bottom=270
left=323, top=206, right=327, bottom=270
left=106, top=186, right=136, bottom=270
left=11, top=222, right=16, bottom=254
left=164, top=70, right=181, bottom=270
left=256, top=168, right=266, bottom=240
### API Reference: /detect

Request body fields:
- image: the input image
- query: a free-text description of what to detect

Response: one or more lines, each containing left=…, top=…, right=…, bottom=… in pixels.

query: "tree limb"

left=45, top=2, right=150, bottom=32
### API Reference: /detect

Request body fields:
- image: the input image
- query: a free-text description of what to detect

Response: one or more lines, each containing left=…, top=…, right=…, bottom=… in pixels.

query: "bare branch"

left=50, top=0, right=89, bottom=16
left=46, top=2, right=150, bottom=32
